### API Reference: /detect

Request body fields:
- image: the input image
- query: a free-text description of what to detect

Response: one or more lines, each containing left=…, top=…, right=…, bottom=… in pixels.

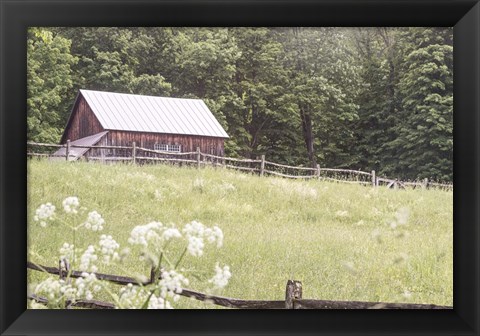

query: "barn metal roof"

left=52, top=131, right=109, bottom=160
left=79, top=90, right=229, bottom=138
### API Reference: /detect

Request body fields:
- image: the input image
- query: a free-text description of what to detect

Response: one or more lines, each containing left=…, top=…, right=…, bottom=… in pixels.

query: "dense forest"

left=27, top=27, right=453, bottom=182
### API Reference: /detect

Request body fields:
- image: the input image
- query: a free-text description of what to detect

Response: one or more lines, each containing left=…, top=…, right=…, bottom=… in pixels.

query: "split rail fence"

left=27, top=260, right=451, bottom=309
left=27, top=141, right=453, bottom=191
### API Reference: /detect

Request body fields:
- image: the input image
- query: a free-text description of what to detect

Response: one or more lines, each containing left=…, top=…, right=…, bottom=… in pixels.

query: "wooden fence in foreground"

left=27, top=261, right=451, bottom=309
left=27, top=141, right=453, bottom=191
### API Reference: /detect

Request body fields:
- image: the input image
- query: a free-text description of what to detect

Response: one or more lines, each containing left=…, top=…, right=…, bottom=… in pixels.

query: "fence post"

left=65, top=140, right=71, bottom=161
left=285, top=280, right=303, bottom=309
left=132, top=142, right=136, bottom=164
left=260, top=155, right=265, bottom=176
left=423, top=178, right=429, bottom=190
left=371, top=170, right=376, bottom=187
left=316, top=164, right=321, bottom=179
left=196, top=147, right=201, bottom=169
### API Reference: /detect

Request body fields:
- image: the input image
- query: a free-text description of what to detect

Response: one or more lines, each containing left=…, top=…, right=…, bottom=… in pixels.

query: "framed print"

left=1, top=0, right=479, bottom=335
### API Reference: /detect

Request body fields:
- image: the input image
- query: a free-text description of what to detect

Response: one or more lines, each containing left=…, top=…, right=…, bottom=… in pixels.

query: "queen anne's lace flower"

left=59, top=243, right=75, bottom=268
left=117, top=283, right=153, bottom=309
left=99, top=234, right=120, bottom=264
left=186, top=236, right=204, bottom=257
left=183, top=221, right=205, bottom=237
left=148, top=295, right=173, bottom=309
left=208, top=263, right=232, bottom=289
left=128, top=221, right=164, bottom=247
left=75, top=272, right=99, bottom=301
left=34, top=277, right=77, bottom=302
left=84, top=211, right=105, bottom=231
left=79, top=245, right=98, bottom=272
left=183, top=221, right=223, bottom=256
left=204, top=226, right=224, bottom=248
left=162, top=227, right=182, bottom=241
left=128, top=222, right=182, bottom=260
left=62, top=196, right=79, bottom=214
left=159, top=270, right=189, bottom=301
left=33, top=203, right=56, bottom=227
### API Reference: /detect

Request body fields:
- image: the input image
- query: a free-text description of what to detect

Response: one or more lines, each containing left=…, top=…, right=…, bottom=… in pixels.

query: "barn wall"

left=84, top=134, right=109, bottom=160
left=106, top=130, right=225, bottom=156
left=61, top=95, right=104, bottom=143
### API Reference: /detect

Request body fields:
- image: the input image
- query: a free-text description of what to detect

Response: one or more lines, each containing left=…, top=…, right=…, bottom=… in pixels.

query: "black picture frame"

left=1, top=0, right=479, bottom=335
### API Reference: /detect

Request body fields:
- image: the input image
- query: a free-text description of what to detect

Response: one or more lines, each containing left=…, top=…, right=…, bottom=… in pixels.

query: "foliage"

left=393, top=28, right=453, bottom=181
left=27, top=27, right=453, bottom=181
left=27, top=28, right=77, bottom=143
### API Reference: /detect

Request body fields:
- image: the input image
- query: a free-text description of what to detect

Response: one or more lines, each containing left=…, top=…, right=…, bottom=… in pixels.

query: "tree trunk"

left=300, top=106, right=316, bottom=168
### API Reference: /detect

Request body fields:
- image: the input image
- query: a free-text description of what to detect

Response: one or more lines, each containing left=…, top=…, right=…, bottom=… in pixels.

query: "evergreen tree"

left=393, top=28, right=453, bottom=181
left=352, top=28, right=400, bottom=174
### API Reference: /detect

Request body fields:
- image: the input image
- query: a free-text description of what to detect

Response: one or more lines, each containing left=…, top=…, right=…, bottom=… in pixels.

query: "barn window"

left=154, top=143, right=168, bottom=151
left=169, top=144, right=181, bottom=152
left=154, top=143, right=181, bottom=152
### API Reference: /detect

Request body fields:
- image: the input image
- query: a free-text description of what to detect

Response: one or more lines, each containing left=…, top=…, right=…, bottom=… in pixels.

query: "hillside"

left=27, top=160, right=453, bottom=308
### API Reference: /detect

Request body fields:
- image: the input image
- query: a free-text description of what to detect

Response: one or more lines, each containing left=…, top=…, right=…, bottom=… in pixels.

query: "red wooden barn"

left=54, top=89, right=229, bottom=160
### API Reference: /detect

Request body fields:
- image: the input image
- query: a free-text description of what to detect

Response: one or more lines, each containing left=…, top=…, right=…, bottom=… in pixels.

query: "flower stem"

left=174, top=247, right=188, bottom=270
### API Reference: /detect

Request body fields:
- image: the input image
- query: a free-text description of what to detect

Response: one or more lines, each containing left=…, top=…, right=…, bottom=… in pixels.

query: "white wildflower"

left=62, top=196, right=79, bottom=214
left=33, top=203, right=56, bottom=227
left=59, top=243, right=75, bottom=267
left=395, top=208, right=410, bottom=225
left=75, top=272, right=98, bottom=301
left=186, top=236, right=204, bottom=257
left=183, top=220, right=205, bottom=237
left=84, top=211, right=105, bottom=231
left=128, top=221, right=164, bottom=247
left=148, top=295, right=173, bottom=309
left=204, top=226, right=224, bottom=248
left=99, top=234, right=120, bottom=264
left=162, top=227, right=182, bottom=241
left=34, top=277, right=77, bottom=303
left=159, top=270, right=189, bottom=301
left=117, top=283, right=152, bottom=309
left=79, top=245, right=98, bottom=272
left=208, top=263, right=232, bottom=289
left=183, top=221, right=223, bottom=256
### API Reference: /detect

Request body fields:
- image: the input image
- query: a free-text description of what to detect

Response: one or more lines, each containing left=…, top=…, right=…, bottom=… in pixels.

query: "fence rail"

left=27, top=261, right=451, bottom=310
left=27, top=141, right=453, bottom=190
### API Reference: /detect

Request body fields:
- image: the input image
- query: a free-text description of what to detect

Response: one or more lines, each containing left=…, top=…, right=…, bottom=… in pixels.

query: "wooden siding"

left=83, top=133, right=110, bottom=160
left=61, top=95, right=104, bottom=143
left=106, top=130, right=225, bottom=157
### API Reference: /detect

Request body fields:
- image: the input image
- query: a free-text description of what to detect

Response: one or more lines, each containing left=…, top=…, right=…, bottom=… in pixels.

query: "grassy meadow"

left=27, top=159, right=453, bottom=308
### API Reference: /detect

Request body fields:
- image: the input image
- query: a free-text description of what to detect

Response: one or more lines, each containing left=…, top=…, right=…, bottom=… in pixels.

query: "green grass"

left=27, top=159, right=453, bottom=308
